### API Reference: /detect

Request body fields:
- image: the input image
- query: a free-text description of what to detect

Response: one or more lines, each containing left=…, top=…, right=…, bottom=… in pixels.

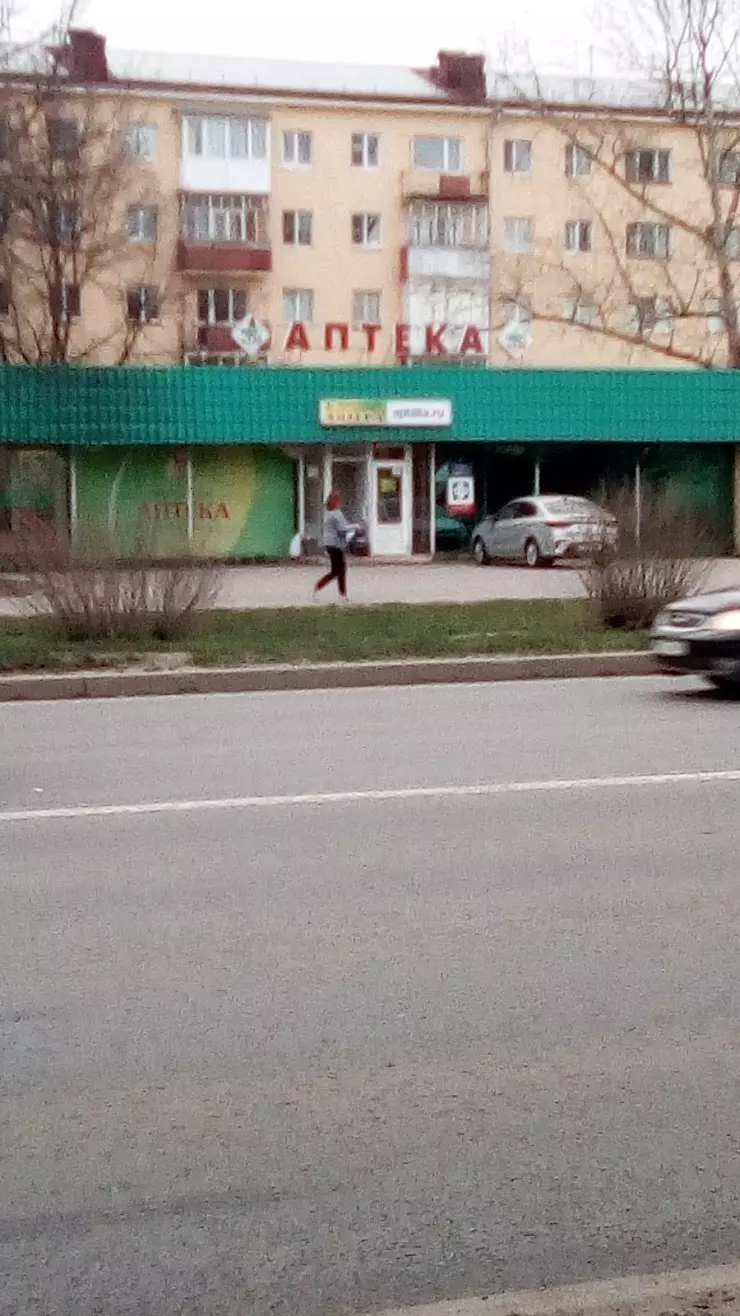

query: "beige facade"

left=4, top=32, right=738, bottom=372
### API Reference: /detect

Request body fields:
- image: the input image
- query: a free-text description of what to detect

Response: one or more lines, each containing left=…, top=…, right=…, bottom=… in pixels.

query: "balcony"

left=177, top=241, right=272, bottom=274
left=403, top=245, right=490, bottom=282
left=400, top=168, right=489, bottom=201
left=178, top=193, right=271, bottom=275
left=402, top=199, right=490, bottom=282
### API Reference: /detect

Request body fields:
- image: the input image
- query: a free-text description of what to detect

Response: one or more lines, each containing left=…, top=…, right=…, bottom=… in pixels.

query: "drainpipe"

left=186, top=451, right=194, bottom=547
left=533, top=456, right=541, bottom=496
left=68, top=449, right=78, bottom=554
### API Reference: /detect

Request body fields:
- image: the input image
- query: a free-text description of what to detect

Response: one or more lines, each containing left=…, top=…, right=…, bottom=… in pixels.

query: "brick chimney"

left=433, top=51, right=486, bottom=103
left=56, top=29, right=110, bottom=83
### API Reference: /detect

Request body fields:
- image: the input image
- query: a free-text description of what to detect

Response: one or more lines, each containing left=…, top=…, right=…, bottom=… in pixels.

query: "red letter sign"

left=394, top=323, right=410, bottom=359
left=284, top=321, right=311, bottom=352
left=324, top=322, right=349, bottom=351
left=362, top=323, right=381, bottom=353
left=425, top=323, right=448, bottom=356
left=459, top=325, right=485, bottom=356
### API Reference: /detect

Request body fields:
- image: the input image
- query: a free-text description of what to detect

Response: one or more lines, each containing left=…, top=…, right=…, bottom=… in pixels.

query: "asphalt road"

left=2, top=677, right=740, bottom=1316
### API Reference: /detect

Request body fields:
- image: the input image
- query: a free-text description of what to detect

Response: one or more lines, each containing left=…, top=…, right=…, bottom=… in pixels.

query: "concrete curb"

left=371, top=1262, right=740, bottom=1316
left=0, top=651, right=653, bottom=701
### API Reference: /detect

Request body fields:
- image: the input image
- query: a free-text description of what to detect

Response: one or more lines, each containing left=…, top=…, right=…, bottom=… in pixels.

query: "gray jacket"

left=323, top=509, right=350, bottom=549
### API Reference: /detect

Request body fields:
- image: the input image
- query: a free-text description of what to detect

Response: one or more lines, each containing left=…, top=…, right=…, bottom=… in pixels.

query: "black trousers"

left=315, top=547, right=347, bottom=597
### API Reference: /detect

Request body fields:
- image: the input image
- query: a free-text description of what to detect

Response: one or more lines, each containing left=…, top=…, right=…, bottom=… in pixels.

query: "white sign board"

left=447, top=476, right=476, bottom=514
left=498, top=322, right=532, bottom=359
left=231, top=315, right=271, bottom=358
left=385, top=400, right=453, bottom=427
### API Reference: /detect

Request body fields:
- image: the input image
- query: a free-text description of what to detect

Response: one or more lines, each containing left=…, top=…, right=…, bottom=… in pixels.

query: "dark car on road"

left=651, top=588, right=740, bottom=691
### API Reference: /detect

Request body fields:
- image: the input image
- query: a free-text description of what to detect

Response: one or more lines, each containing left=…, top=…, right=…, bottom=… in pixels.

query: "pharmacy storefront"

left=295, top=398, right=453, bottom=557
left=0, top=365, right=738, bottom=561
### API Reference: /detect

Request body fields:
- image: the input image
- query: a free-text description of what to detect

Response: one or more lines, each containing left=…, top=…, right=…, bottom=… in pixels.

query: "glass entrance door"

left=371, top=450, right=412, bottom=555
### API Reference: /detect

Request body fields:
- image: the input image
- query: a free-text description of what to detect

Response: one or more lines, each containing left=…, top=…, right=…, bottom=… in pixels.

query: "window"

left=626, top=221, right=671, bottom=258
left=196, top=288, right=248, bottom=325
left=283, top=288, right=314, bottom=322
left=48, top=202, right=81, bottom=245
left=351, top=212, right=381, bottom=246
left=410, top=201, right=488, bottom=248
left=413, top=135, right=463, bottom=173
left=705, top=296, right=726, bottom=332
left=126, top=205, right=158, bottom=242
left=717, top=151, right=740, bottom=185
left=125, top=124, right=158, bottom=161
left=503, top=296, right=532, bottom=324
left=282, top=130, right=312, bottom=166
left=631, top=296, right=673, bottom=334
left=48, top=117, right=79, bottom=159
left=563, top=296, right=596, bottom=326
left=351, top=132, right=379, bottom=168
left=352, top=290, right=381, bottom=327
left=504, top=139, right=532, bottom=174
left=625, top=148, right=671, bottom=183
left=565, top=143, right=592, bottom=177
left=565, top=219, right=593, bottom=252
left=127, top=285, right=160, bottom=324
left=0, top=115, right=9, bottom=161
left=51, top=282, right=81, bottom=321
left=282, top=210, right=312, bottom=245
left=0, top=197, right=9, bottom=240
left=504, top=216, right=534, bottom=254
left=181, top=194, right=266, bottom=244
left=0, top=280, right=9, bottom=317
left=727, top=228, right=740, bottom=259
left=184, top=116, right=268, bottom=161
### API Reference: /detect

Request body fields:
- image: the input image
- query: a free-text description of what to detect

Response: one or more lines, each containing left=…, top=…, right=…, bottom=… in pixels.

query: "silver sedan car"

left=471, top=495, right=617, bottom=568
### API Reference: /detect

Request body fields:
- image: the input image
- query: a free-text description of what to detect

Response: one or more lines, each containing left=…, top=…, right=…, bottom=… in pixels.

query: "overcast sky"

left=18, top=0, right=611, bottom=74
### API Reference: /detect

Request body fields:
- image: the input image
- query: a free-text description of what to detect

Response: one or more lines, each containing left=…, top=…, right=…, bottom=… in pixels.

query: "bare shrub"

left=582, top=481, right=715, bottom=630
left=3, top=520, right=222, bottom=642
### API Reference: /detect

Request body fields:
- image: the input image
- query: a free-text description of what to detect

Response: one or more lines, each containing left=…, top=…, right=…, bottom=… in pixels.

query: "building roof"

left=488, top=69, right=740, bottom=112
left=108, top=48, right=448, bottom=101
left=0, top=366, right=738, bottom=446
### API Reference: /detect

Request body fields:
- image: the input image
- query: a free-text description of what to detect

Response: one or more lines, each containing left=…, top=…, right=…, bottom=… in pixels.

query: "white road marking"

left=1, top=767, right=740, bottom=823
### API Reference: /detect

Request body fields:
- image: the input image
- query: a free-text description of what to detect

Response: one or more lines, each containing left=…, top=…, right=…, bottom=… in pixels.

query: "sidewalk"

left=214, top=558, right=740, bottom=610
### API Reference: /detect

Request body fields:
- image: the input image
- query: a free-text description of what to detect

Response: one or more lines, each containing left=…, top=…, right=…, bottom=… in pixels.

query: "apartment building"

left=1, top=30, right=738, bottom=558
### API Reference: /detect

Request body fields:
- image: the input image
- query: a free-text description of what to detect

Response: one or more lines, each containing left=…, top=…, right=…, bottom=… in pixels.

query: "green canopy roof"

left=0, top=364, right=738, bottom=445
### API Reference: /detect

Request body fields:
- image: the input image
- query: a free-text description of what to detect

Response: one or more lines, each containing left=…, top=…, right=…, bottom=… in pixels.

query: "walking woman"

left=314, top=491, right=350, bottom=600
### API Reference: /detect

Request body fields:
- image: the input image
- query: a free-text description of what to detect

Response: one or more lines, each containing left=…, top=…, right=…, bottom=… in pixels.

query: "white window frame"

left=717, top=151, right=740, bottom=186
left=125, top=124, right=158, bottom=161
left=630, top=296, right=674, bottom=335
left=183, top=116, right=268, bottom=162
left=351, top=132, right=380, bottom=168
left=59, top=282, right=81, bottom=322
left=563, top=296, right=596, bottom=326
left=565, top=143, right=593, bottom=177
left=282, top=130, right=312, bottom=166
left=504, top=139, right=532, bottom=174
left=626, top=221, right=672, bottom=258
left=503, top=296, right=532, bottom=325
left=181, top=194, right=265, bottom=245
left=283, top=288, right=314, bottom=323
left=351, top=212, right=381, bottom=247
left=126, top=205, right=158, bottom=243
left=282, top=209, right=313, bottom=245
left=196, top=287, right=249, bottom=326
left=412, top=135, right=463, bottom=174
left=565, top=219, right=593, bottom=252
left=409, top=201, right=488, bottom=248
left=625, top=148, right=671, bottom=184
left=504, top=216, right=534, bottom=254
left=127, top=284, right=161, bottom=325
left=351, top=290, right=381, bottom=327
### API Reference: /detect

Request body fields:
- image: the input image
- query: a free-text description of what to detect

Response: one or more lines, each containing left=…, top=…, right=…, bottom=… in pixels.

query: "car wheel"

left=472, top=537, right=489, bottom=565
left=524, top=538, right=543, bottom=568
left=707, top=674, right=740, bottom=696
